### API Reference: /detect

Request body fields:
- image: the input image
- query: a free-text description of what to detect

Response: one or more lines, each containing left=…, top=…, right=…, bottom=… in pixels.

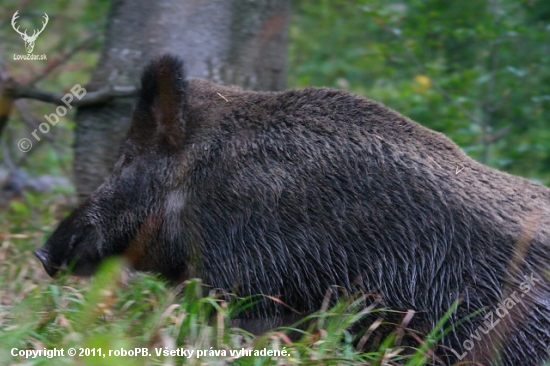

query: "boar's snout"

left=36, top=213, right=103, bottom=278
left=34, top=247, right=58, bottom=277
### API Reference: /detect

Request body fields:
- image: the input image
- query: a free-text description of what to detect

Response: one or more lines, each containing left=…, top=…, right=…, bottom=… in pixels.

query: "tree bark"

left=74, top=0, right=290, bottom=201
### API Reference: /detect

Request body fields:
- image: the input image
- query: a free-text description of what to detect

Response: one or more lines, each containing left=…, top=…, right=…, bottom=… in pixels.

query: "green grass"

left=0, top=191, right=444, bottom=365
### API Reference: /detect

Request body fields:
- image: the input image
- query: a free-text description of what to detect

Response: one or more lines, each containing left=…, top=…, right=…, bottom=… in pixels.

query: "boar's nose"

left=34, top=247, right=58, bottom=277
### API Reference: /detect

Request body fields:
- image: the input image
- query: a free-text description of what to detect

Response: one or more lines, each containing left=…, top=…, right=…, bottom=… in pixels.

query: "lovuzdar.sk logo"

left=11, top=10, right=48, bottom=61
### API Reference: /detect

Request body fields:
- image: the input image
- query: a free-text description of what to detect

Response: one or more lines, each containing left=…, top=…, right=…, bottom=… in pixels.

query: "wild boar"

left=35, top=54, right=550, bottom=365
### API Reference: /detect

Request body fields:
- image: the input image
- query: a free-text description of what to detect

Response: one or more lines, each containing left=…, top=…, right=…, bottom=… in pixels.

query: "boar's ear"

left=130, top=54, right=188, bottom=149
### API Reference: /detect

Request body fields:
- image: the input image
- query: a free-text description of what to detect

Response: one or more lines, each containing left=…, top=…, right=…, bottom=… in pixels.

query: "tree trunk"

left=74, top=0, right=290, bottom=202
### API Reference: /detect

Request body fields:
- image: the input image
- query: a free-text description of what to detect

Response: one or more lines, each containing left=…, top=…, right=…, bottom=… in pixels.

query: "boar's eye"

left=112, top=153, right=133, bottom=172
left=122, top=153, right=134, bottom=166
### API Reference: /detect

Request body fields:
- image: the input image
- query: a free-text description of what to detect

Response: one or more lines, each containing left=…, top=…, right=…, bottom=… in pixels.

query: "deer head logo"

left=11, top=11, right=49, bottom=54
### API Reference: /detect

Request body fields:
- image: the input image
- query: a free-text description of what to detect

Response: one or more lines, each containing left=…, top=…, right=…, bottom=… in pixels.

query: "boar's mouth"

left=34, top=247, right=59, bottom=277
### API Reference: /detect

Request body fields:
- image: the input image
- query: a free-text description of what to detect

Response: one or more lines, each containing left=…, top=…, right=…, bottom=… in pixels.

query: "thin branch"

left=482, top=126, right=511, bottom=145
left=30, top=32, right=101, bottom=85
left=5, top=82, right=137, bottom=107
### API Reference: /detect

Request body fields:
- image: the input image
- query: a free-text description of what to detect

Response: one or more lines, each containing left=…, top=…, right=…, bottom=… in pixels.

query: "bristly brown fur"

left=37, top=54, right=550, bottom=366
